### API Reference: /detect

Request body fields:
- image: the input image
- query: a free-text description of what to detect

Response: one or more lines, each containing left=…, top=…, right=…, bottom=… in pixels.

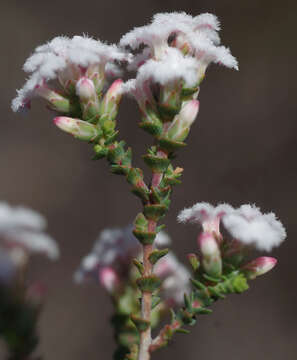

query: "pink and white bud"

left=187, top=253, right=200, bottom=271
left=179, top=99, right=199, bottom=127
left=86, top=64, right=105, bottom=94
left=54, top=116, right=99, bottom=141
left=35, top=84, right=70, bottom=113
left=105, top=79, right=123, bottom=104
left=167, top=100, right=199, bottom=142
left=58, top=64, right=82, bottom=93
left=76, top=77, right=97, bottom=102
left=99, top=266, right=120, bottom=293
left=198, top=232, right=222, bottom=277
left=100, top=79, right=123, bottom=121
left=242, top=257, right=277, bottom=279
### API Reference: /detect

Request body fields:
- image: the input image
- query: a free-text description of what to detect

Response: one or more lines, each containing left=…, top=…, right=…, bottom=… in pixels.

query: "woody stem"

left=138, top=150, right=167, bottom=360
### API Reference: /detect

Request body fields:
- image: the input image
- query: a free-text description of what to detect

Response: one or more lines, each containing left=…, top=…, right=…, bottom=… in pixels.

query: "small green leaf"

left=136, top=275, right=162, bottom=293
left=194, top=307, right=212, bottom=315
left=143, top=204, right=167, bottom=221
left=181, top=85, right=199, bottom=98
left=202, top=274, right=221, bottom=283
left=130, top=314, right=150, bottom=332
left=159, top=138, right=186, bottom=152
left=132, top=259, right=144, bottom=275
left=188, top=253, right=200, bottom=271
left=139, top=121, right=163, bottom=136
left=208, top=287, right=226, bottom=299
left=149, top=248, right=169, bottom=265
left=93, top=144, right=108, bottom=159
left=156, top=224, right=166, bottom=233
left=142, top=154, right=170, bottom=173
left=190, top=278, right=207, bottom=291
left=151, top=296, right=161, bottom=309
left=133, top=230, right=156, bottom=245
left=131, top=187, right=150, bottom=202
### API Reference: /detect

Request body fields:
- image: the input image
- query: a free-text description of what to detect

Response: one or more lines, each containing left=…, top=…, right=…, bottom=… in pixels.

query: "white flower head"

left=122, top=11, right=238, bottom=103
left=178, top=202, right=234, bottom=237
left=12, top=35, right=129, bottom=112
left=222, top=204, right=286, bottom=252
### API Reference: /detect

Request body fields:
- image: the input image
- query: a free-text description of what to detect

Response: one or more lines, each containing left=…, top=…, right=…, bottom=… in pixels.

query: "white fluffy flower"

left=178, top=202, right=234, bottom=236
left=121, top=11, right=237, bottom=82
left=222, top=204, right=286, bottom=252
left=12, top=35, right=128, bottom=112
left=0, top=202, right=59, bottom=262
left=136, top=47, right=200, bottom=88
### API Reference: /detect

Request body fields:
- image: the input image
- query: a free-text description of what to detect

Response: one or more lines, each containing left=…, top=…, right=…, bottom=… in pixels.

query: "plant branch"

left=149, top=271, right=249, bottom=353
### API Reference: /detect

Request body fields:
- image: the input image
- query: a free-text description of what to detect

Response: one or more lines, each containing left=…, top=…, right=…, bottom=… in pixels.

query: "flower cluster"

left=178, top=202, right=286, bottom=278
left=12, top=35, right=127, bottom=113
left=121, top=12, right=237, bottom=144
left=12, top=12, right=238, bottom=149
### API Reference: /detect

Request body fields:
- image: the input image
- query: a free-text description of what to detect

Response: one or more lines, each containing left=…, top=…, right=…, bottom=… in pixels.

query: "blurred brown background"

left=1, top=0, right=296, bottom=359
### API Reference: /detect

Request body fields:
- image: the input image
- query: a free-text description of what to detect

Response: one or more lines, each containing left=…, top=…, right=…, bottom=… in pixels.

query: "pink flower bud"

left=167, top=100, right=199, bottom=142
left=242, top=257, right=277, bottom=279
left=76, top=77, right=97, bottom=102
left=99, top=79, right=123, bottom=121
left=35, top=84, right=70, bottom=113
left=54, top=116, right=99, bottom=141
left=198, top=232, right=222, bottom=277
left=187, top=253, right=200, bottom=271
left=105, top=79, right=123, bottom=104
left=179, top=99, right=199, bottom=128
left=98, top=267, right=120, bottom=293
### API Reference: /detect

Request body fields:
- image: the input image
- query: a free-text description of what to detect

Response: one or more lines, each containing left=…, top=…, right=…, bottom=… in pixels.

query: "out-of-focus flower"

left=75, top=226, right=190, bottom=305
left=155, top=253, right=191, bottom=306
left=74, top=225, right=170, bottom=283
left=222, top=204, right=286, bottom=251
left=99, top=266, right=120, bottom=293
left=12, top=35, right=129, bottom=112
left=0, top=202, right=59, bottom=276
